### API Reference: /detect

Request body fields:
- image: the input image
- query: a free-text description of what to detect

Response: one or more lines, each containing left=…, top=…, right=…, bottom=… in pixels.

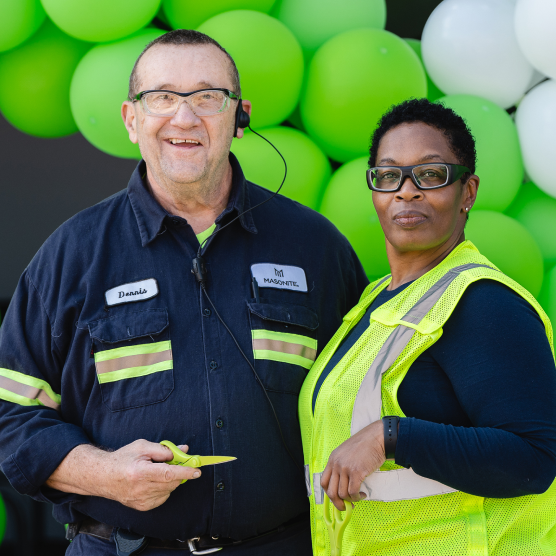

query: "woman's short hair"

left=368, top=98, right=477, bottom=182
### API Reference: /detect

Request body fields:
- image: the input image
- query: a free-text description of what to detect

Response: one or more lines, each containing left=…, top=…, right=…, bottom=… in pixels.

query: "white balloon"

left=515, top=80, right=556, bottom=198
left=515, top=0, right=556, bottom=80
left=422, top=0, right=534, bottom=109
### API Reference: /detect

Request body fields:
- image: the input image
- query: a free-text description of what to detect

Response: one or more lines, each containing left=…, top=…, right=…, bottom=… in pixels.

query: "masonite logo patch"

left=251, top=263, right=308, bottom=293
left=105, top=278, right=159, bottom=307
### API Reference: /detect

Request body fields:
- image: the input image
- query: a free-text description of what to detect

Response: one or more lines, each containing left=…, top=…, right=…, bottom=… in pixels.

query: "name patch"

left=251, top=263, right=308, bottom=293
left=105, top=278, right=159, bottom=307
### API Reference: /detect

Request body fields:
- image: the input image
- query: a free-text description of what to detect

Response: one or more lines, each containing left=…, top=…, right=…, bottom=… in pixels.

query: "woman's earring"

left=465, top=207, right=469, bottom=212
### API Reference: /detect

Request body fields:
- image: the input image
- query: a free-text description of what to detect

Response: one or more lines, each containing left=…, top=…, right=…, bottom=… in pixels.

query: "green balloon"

left=0, top=21, right=89, bottom=137
left=539, top=265, right=556, bottom=328
left=319, top=157, right=389, bottom=279
left=231, top=126, right=331, bottom=210
left=301, top=29, right=427, bottom=162
left=163, top=0, right=276, bottom=29
left=465, top=210, right=544, bottom=297
left=506, top=181, right=556, bottom=269
left=0, top=0, right=45, bottom=52
left=404, top=39, right=444, bottom=102
left=439, top=94, right=524, bottom=213
left=198, top=11, right=303, bottom=129
left=70, top=29, right=163, bottom=159
left=276, top=0, right=385, bottom=59
left=0, top=494, right=5, bottom=543
left=41, top=0, right=161, bottom=43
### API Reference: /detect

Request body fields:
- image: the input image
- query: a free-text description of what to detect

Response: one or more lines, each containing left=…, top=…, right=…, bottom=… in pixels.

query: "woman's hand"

left=321, top=420, right=386, bottom=511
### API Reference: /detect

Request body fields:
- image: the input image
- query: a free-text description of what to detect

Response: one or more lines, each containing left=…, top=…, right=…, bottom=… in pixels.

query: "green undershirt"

left=196, top=223, right=216, bottom=246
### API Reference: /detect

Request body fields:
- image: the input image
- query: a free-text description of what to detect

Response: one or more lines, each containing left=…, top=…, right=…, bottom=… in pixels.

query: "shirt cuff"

left=1, top=423, right=91, bottom=496
left=394, top=417, right=412, bottom=468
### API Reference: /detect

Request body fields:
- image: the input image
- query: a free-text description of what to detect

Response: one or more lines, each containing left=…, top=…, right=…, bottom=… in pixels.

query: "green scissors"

left=324, top=494, right=354, bottom=556
left=160, top=440, right=236, bottom=484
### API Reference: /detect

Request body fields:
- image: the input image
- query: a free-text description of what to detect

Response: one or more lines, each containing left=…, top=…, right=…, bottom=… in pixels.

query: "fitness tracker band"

left=383, top=415, right=400, bottom=460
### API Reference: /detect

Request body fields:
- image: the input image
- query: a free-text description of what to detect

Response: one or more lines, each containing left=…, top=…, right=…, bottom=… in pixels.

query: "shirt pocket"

left=247, top=301, right=319, bottom=394
left=88, top=308, right=174, bottom=411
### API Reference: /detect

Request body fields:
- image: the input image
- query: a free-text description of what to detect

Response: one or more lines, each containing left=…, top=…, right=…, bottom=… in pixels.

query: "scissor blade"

left=198, top=456, right=237, bottom=466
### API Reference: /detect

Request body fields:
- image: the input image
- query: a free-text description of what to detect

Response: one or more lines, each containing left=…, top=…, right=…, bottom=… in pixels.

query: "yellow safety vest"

left=299, top=241, right=556, bottom=556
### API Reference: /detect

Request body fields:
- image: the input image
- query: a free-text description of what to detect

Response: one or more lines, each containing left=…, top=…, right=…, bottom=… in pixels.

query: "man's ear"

left=235, top=99, right=252, bottom=140
left=122, top=101, right=138, bottom=144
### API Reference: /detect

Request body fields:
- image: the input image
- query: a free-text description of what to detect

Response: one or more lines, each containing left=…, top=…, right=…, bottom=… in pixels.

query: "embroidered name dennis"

left=119, top=288, right=148, bottom=299
left=263, top=278, right=299, bottom=287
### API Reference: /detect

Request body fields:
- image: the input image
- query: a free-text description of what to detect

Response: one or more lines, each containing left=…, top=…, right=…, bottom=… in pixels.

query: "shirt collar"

left=128, top=152, right=257, bottom=247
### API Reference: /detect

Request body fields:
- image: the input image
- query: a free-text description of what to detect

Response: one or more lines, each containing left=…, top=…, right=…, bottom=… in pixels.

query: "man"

left=0, top=30, right=368, bottom=555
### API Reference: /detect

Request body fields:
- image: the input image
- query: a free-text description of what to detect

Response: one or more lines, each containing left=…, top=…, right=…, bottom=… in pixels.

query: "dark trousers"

left=65, top=518, right=312, bottom=556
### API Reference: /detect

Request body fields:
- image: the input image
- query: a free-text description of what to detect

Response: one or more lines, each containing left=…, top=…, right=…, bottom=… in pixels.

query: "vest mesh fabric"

left=299, top=241, right=556, bottom=556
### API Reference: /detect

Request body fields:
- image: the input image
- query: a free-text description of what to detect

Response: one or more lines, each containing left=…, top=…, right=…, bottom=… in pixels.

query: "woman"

left=299, top=98, right=556, bottom=556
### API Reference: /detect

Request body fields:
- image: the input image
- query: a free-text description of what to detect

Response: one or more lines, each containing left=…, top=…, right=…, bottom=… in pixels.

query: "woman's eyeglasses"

left=367, top=163, right=471, bottom=192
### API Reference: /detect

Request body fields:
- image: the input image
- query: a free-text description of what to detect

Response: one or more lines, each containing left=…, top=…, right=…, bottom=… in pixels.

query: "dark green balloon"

left=405, top=39, right=444, bottom=102
left=0, top=20, right=90, bottom=137
left=465, top=210, right=544, bottom=297
left=319, top=157, right=390, bottom=279
left=0, top=493, right=5, bottom=543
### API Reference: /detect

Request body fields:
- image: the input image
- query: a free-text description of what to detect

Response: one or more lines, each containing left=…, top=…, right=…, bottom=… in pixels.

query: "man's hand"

left=46, top=439, right=201, bottom=512
left=321, top=420, right=386, bottom=511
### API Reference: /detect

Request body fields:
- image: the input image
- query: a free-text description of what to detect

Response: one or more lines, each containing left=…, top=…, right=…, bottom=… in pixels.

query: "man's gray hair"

left=128, top=29, right=241, bottom=100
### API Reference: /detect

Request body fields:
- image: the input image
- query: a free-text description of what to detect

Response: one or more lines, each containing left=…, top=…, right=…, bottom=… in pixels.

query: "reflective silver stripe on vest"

left=350, top=263, right=496, bottom=502
left=313, top=472, right=324, bottom=505
left=304, top=465, right=312, bottom=497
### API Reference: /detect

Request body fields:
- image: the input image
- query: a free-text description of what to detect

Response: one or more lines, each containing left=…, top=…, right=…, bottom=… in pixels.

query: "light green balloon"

left=319, top=157, right=389, bottom=279
left=198, top=10, right=303, bottom=129
left=0, top=494, right=5, bottom=543
left=301, top=29, right=427, bottom=163
left=465, top=210, right=544, bottom=297
left=41, top=0, right=161, bottom=42
left=163, top=0, right=276, bottom=29
left=506, top=181, right=556, bottom=269
left=404, top=39, right=444, bottom=102
left=276, top=0, right=385, bottom=59
left=0, top=0, right=45, bottom=52
left=539, top=265, right=556, bottom=328
left=439, top=94, right=524, bottom=212
left=70, top=29, right=163, bottom=159
left=231, top=126, right=331, bottom=210
left=0, top=20, right=89, bottom=137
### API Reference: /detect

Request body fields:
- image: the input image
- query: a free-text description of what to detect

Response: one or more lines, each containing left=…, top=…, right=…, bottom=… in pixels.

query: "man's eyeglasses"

left=132, top=88, right=240, bottom=117
left=366, top=163, right=471, bottom=192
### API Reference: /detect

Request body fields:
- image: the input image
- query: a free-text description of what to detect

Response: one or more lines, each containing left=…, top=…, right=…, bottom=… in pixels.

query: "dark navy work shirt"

left=313, top=279, right=556, bottom=498
left=0, top=154, right=368, bottom=540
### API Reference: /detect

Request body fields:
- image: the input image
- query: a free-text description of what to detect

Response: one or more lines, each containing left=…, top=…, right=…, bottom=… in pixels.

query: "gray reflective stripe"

left=401, top=264, right=495, bottom=325
left=371, top=275, right=391, bottom=292
left=252, top=339, right=317, bottom=361
left=350, top=325, right=415, bottom=436
left=349, top=263, right=496, bottom=501
left=313, top=472, right=324, bottom=505
left=304, top=465, right=312, bottom=497
left=359, top=468, right=456, bottom=502
left=95, top=349, right=173, bottom=374
left=0, top=375, right=60, bottom=411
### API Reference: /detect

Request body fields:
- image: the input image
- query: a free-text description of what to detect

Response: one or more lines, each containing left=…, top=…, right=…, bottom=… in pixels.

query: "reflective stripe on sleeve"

left=94, top=341, right=173, bottom=384
left=251, top=330, right=317, bottom=369
left=0, top=368, right=61, bottom=411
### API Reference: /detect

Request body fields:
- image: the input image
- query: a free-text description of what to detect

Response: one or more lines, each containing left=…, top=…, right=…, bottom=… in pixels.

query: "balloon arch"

left=0, top=0, right=555, bottom=330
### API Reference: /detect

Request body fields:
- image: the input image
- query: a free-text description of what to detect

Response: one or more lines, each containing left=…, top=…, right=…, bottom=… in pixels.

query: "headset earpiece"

left=234, top=99, right=251, bottom=137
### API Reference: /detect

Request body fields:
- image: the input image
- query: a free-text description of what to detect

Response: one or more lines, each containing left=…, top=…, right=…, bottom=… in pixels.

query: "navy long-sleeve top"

left=313, top=279, right=556, bottom=498
left=0, top=154, right=369, bottom=540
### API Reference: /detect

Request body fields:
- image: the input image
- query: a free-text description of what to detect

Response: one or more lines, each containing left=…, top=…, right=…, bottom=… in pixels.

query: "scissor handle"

left=324, top=495, right=354, bottom=556
left=160, top=441, right=202, bottom=483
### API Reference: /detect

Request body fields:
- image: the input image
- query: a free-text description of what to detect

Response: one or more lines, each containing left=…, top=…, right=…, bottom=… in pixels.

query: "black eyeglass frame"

left=366, top=163, right=471, bottom=192
left=132, top=88, right=240, bottom=102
